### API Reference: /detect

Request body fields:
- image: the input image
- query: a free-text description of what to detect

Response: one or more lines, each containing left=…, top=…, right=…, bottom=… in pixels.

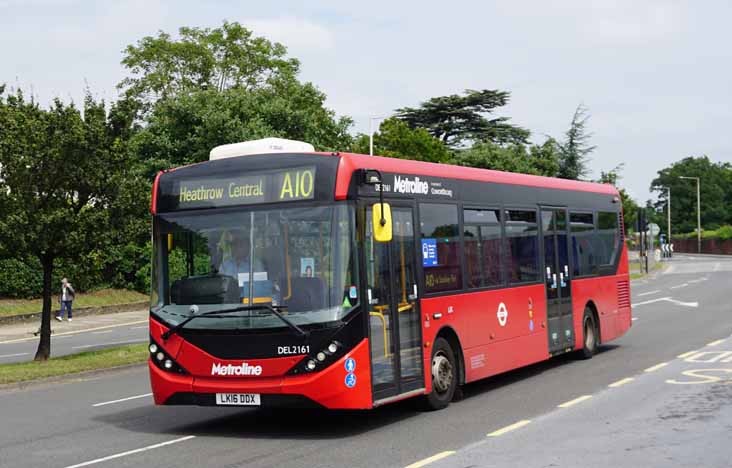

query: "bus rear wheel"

left=421, top=337, right=457, bottom=411
left=579, top=307, right=598, bottom=359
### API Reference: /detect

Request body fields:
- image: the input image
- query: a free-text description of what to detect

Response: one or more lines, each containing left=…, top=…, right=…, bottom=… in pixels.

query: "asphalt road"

left=0, top=320, right=148, bottom=364
left=1, top=254, right=731, bottom=468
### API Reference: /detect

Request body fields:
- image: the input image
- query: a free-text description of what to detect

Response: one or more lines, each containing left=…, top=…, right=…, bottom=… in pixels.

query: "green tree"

left=452, top=139, right=560, bottom=177
left=119, top=21, right=299, bottom=105
left=0, top=89, right=135, bottom=360
left=351, top=117, right=451, bottom=163
left=132, top=83, right=352, bottom=171
left=650, top=156, right=732, bottom=234
left=558, top=104, right=595, bottom=180
left=597, top=164, right=639, bottom=234
left=121, top=22, right=352, bottom=171
left=395, top=89, right=530, bottom=148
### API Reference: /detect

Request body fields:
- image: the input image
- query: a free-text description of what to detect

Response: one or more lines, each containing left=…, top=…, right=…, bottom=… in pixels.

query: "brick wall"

left=674, top=238, right=732, bottom=255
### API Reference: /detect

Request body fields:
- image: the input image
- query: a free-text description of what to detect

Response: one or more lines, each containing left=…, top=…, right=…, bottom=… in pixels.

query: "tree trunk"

left=34, top=255, right=54, bottom=361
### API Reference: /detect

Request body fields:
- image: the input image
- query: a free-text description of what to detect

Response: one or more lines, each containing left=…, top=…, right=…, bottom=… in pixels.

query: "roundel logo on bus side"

left=497, top=302, right=508, bottom=327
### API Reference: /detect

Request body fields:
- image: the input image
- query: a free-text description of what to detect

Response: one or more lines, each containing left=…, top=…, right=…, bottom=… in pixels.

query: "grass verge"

left=0, top=288, right=148, bottom=318
left=0, top=343, right=148, bottom=385
left=630, top=260, right=667, bottom=280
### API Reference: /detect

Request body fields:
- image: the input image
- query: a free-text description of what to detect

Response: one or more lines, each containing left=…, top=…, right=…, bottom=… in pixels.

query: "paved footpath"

left=0, top=309, right=149, bottom=363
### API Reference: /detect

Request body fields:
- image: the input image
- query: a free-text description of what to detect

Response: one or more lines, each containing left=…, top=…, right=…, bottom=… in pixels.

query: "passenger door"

left=542, top=207, right=574, bottom=354
left=364, top=203, right=423, bottom=402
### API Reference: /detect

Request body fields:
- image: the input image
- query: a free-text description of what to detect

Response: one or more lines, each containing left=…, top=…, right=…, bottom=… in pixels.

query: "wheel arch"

left=584, top=300, right=601, bottom=344
left=435, top=326, right=465, bottom=386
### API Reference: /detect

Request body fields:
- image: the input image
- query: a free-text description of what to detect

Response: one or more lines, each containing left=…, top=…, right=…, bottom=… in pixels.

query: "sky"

left=1, top=0, right=731, bottom=203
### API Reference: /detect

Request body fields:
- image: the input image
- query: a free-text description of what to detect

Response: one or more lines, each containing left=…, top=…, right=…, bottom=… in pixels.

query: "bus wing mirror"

left=372, top=203, right=392, bottom=242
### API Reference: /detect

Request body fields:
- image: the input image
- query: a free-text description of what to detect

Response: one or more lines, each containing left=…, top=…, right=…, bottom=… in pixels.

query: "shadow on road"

left=93, top=396, right=422, bottom=440
left=459, top=344, right=619, bottom=401
left=92, top=345, right=619, bottom=441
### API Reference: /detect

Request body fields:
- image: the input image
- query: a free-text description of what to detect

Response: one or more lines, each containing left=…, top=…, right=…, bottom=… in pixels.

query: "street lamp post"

left=679, top=176, right=701, bottom=253
left=369, top=116, right=387, bottom=156
left=660, top=186, right=671, bottom=249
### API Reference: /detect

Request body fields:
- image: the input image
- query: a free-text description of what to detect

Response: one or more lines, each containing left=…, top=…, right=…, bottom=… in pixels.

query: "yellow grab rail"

left=369, top=310, right=390, bottom=358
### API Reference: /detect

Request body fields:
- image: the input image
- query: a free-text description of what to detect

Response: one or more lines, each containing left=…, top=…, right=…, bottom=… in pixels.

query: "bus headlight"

left=306, top=360, right=317, bottom=371
left=316, top=352, right=326, bottom=362
left=327, top=342, right=338, bottom=354
left=149, top=336, right=188, bottom=375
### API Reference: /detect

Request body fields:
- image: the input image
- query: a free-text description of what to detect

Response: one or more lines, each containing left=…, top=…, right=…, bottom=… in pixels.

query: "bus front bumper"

left=149, top=339, right=374, bottom=410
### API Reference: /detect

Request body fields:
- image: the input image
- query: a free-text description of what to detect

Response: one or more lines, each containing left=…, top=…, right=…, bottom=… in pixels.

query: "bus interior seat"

left=170, top=275, right=240, bottom=305
left=287, top=277, right=327, bottom=312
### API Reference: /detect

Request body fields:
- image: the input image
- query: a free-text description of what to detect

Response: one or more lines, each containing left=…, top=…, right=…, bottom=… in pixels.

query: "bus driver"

left=219, top=233, right=272, bottom=302
left=219, top=234, right=263, bottom=279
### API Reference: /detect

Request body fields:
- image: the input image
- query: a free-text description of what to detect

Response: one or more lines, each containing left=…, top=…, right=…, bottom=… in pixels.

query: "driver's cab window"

left=167, top=231, right=214, bottom=290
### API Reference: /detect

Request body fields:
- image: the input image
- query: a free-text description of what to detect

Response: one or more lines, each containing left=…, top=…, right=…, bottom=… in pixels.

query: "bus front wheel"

left=579, top=307, right=598, bottom=359
left=422, top=337, right=457, bottom=411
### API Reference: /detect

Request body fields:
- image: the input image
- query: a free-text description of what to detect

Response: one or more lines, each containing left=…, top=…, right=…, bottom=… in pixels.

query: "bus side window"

left=504, top=210, right=539, bottom=284
left=570, top=212, right=595, bottom=276
left=420, top=203, right=462, bottom=293
left=463, top=208, right=502, bottom=289
left=597, top=211, right=620, bottom=266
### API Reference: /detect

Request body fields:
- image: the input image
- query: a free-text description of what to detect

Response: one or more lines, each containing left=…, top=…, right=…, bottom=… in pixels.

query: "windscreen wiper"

left=161, top=304, right=307, bottom=340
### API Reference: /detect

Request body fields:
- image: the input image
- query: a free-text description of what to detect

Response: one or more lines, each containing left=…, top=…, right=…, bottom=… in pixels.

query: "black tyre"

left=579, top=307, right=598, bottom=359
left=421, top=337, right=457, bottom=411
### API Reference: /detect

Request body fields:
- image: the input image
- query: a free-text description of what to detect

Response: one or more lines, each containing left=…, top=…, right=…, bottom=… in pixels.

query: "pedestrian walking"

left=55, top=278, right=75, bottom=322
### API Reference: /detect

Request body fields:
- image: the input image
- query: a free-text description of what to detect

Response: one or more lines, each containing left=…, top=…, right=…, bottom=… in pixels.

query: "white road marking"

left=0, top=352, right=30, bottom=359
left=72, top=339, right=146, bottom=350
left=670, top=283, right=689, bottom=289
left=487, top=420, right=532, bottom=437
left=608, top=377, right=634, bottom=388
left=678, top=350, right=698, bottom=359
left=91, top=330, right=114, bottom=335
left=130, top=326, right=148, bottom=330
left=644, top=362, right=669, bottom=372
left=558, top=395, right=592, bottom=408
left=638, top=290, right=661, bottom=297
left=405, top=451, right=457, bottom=468
left=688, top=277, right=708, bottom=284
left=92, top=393, right=153, bottom=407
left=631, top=297, right=698, bottom=308
left=63, top=435, right=196, bottom=468
left=707, top=339, right=725, bottom=347
left=632, top=317, right=639, bottom=321
left=0, top=320, right=148, bottom=345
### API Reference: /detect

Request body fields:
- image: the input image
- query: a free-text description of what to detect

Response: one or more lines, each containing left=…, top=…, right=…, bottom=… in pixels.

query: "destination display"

left=171, top=166, right=316, bottom=210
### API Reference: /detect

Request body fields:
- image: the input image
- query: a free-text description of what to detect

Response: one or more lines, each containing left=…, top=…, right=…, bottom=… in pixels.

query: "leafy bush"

left=0, top=242, right=153, bottom=299
left=717, top=225, right=732, bottom=240
left=675, top=225, right=732, bottom=241
left=0, top=258, right=44, bottom=298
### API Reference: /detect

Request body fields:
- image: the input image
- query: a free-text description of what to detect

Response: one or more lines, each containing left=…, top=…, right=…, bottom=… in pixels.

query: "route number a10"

left=278, top=169, right=314, bottom=201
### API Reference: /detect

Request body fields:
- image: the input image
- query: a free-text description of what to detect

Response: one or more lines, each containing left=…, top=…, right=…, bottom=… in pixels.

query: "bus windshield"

left=151, top=203, right=358, bottom=331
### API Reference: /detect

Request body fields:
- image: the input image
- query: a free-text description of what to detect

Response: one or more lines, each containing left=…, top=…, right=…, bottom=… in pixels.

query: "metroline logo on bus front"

left=211, top=362, right=263, bottom=376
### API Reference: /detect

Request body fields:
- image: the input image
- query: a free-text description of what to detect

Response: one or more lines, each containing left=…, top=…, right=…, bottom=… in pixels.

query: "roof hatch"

left=209, top=138, right=315, bottom=161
